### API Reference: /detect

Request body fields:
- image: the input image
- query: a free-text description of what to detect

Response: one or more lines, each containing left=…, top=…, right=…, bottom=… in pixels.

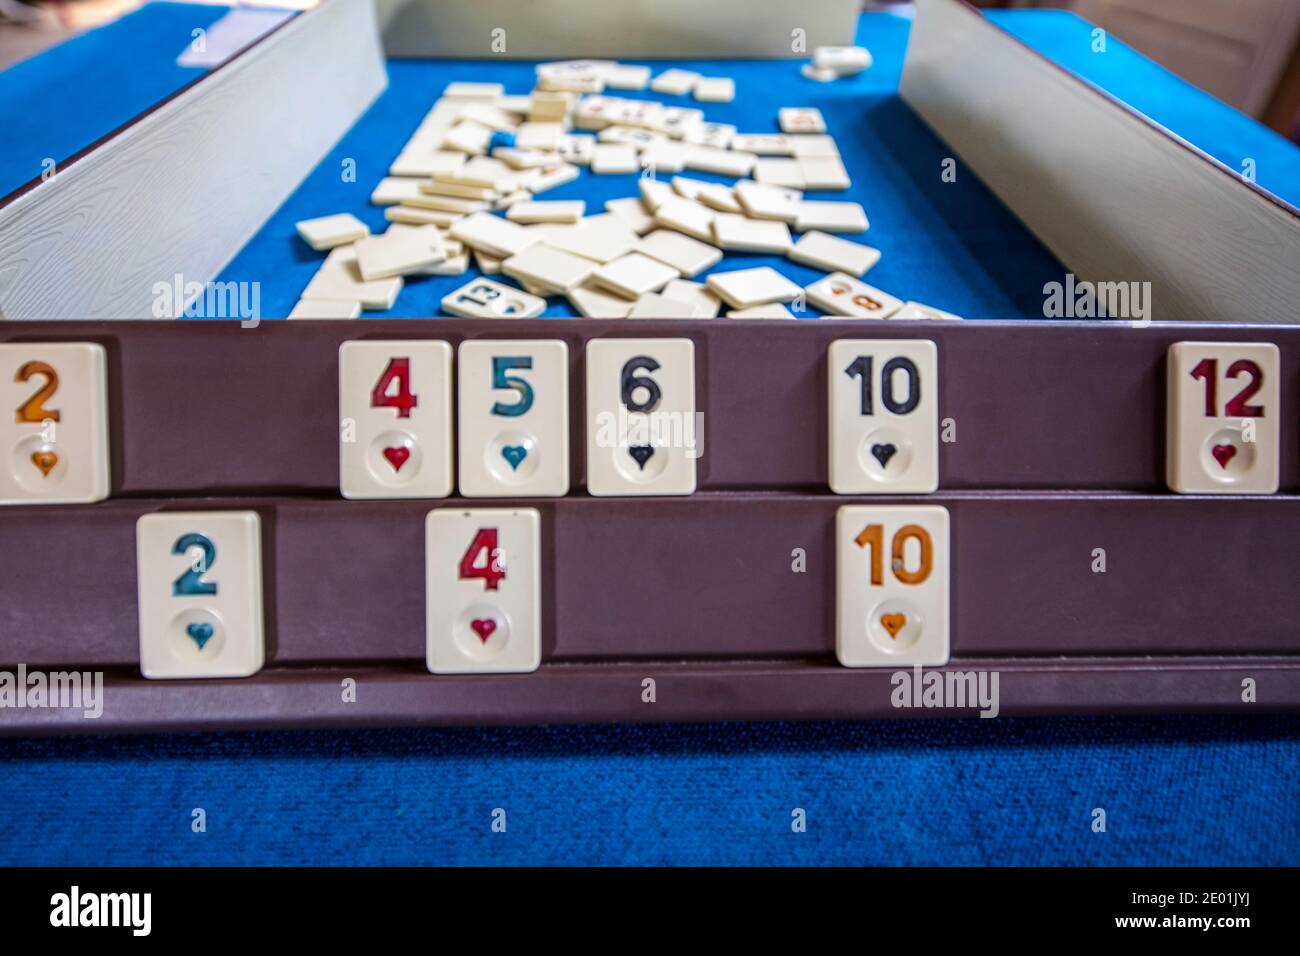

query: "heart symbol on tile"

left=186, top=622, right=215, bottom=650
left=628, top=445, right=655, bottom=470
left=470, top=618, right=497, bottom=643
left=501, top=445, right=528, bottom=471
left=871, top=443, right=897, bottom=469
left=30, top=450, right=58, bottom=477
left=880, top=613, right=907, bottom=640
left=1211, top=444, right=1237, bottom=470
left=382, top=446, right=411, bottom=472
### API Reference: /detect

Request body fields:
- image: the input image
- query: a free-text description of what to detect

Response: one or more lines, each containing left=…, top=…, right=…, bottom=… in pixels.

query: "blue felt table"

left=1, top=4, right=1297, bottom=865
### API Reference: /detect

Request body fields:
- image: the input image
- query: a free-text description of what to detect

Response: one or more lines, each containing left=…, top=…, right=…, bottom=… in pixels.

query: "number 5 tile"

left=426, top=508, right=541, bottom=674
left=836, top=505, right=949, bottom=667
left=828, top=339, right=938, bottom=494
left=457, top=340, right=569, bottom=497
left=339, top=340, right=454, bottom=499
left=0, top=342, right=110, bottom=505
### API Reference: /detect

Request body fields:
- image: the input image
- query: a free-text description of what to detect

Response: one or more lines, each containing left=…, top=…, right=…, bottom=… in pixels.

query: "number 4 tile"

left=837, top=505, right=950, bottom=668
left=136, top=511, right=265, bottom=679
left=339, top=340, right=454, bottom=498
left=585, top=338, right=697, bottom=496
left=828, top=339, right=938, bottom=494
left=1166, top=341, right=1280, bottom=494
left=458, top=340, right=569, bottom=497
left=1, top=343, right=110, bottom=505
left=426, top=508, right=541, bottom=674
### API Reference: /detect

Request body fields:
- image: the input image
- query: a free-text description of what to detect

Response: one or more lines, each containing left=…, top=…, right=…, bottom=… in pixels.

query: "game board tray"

left=2, top=657, right=1296, bottom=735
left=4, top=320, right=1296, bottom=495
left=3, top=492, right=1297, bottom=672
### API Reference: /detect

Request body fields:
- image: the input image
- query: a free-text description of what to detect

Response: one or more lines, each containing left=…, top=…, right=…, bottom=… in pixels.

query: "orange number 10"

left=854, top=523, right=933, bottom=586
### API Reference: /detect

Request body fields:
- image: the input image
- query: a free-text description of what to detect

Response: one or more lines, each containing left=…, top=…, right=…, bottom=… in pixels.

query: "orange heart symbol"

left=31, top=450, right=58, bottom=477
left=880, top=612, right=907, bottom=639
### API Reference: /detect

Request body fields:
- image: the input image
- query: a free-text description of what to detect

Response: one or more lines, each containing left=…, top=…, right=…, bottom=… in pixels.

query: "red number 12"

left=1190, top=358, right=1265, bottom=418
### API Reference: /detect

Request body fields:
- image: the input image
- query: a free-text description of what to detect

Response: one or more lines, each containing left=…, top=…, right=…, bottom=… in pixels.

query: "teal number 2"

left=172, top=533, right=217, bottom=596
left=491, top=357, right=534, bottom=417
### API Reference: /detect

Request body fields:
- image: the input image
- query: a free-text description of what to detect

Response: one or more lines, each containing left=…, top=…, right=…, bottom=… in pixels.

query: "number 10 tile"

left=828, top=339, right=938, bottom=494
left=836, top=505, right=950, bottom=667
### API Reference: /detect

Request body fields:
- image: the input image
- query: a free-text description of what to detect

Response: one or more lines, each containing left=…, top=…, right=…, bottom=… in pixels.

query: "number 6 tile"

left=426, top=508, right=541, bottom=674
left=339, top=340, right=454, bottom=499
left=1, top=342, right=110, bottom=505
left=836, top=505, right=950, bottom=668
left=585, top=338, right=698, bottom=496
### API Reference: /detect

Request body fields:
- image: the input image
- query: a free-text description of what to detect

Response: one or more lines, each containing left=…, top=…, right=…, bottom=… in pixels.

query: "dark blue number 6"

left=172, top=533, right=217, bottom=596
left=491, top=357, right=534, bottom=417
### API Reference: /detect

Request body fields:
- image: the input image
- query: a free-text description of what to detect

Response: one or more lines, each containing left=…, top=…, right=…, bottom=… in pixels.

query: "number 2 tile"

left=1166, top=341, right=1280, bottom=494
left=457, top=340, right=569, bottom=497
left=426, top=507, right=541, bottom=674
left=585, top=338, right=697, bottom=496
left=828, top=339, right=938, bottom=494
left=136, top=511, right=265, bottom=679
left=0, top=342, right=110, bottom=505
left=339, top=340, right=454, bottom=499
left=836, top=505, right=950, bottom=668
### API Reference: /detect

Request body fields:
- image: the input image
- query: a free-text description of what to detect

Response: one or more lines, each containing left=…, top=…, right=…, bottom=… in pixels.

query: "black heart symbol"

left=628, top=445, right=655, bottom=470
left=871, top=443, right=897, bottom=468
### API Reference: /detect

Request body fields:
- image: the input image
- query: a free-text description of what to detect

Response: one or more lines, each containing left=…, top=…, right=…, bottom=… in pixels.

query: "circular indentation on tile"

left=866, top=598, right=923, bottom=655
left=12, top=435, right=65, bottom=492
left=454, top=604, right=510, bottom=661
left=487, top=431, right=540, bottom=483
left=858, top=427, right=912, bottom=483
left=1201, top=427, right=1255, bottom=483
left=169, top=608, right=225, bottom=662
left=367, top=431, right=422, bottom=485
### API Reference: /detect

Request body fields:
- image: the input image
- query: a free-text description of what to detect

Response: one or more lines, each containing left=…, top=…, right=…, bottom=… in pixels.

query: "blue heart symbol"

left=501, top=445, right=528, bottom=471
left=186, top=622, right=215, bottom=650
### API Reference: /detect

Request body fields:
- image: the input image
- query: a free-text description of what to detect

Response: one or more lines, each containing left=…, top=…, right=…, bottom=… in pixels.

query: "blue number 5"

left=172, top=533, right=217, bottom=596
left=491, top=357, right=534, bottom=417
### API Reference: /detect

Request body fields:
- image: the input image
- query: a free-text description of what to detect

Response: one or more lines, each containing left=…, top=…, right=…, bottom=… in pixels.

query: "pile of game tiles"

left=290, top=52, right=961, bottom=321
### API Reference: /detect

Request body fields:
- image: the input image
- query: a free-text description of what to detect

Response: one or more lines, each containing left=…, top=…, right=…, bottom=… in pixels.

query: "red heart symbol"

left=1211, top=444, right=1237, bottom=470
left=382, top=446, right=411, bottom=472
left=470, top=618, right=497, bottom=643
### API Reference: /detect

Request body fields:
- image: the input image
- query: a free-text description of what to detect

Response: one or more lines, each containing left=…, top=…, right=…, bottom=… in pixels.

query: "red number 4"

left=459, top=528, right=506, bottom=591
left=371, top=358, right=418, bottom=418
